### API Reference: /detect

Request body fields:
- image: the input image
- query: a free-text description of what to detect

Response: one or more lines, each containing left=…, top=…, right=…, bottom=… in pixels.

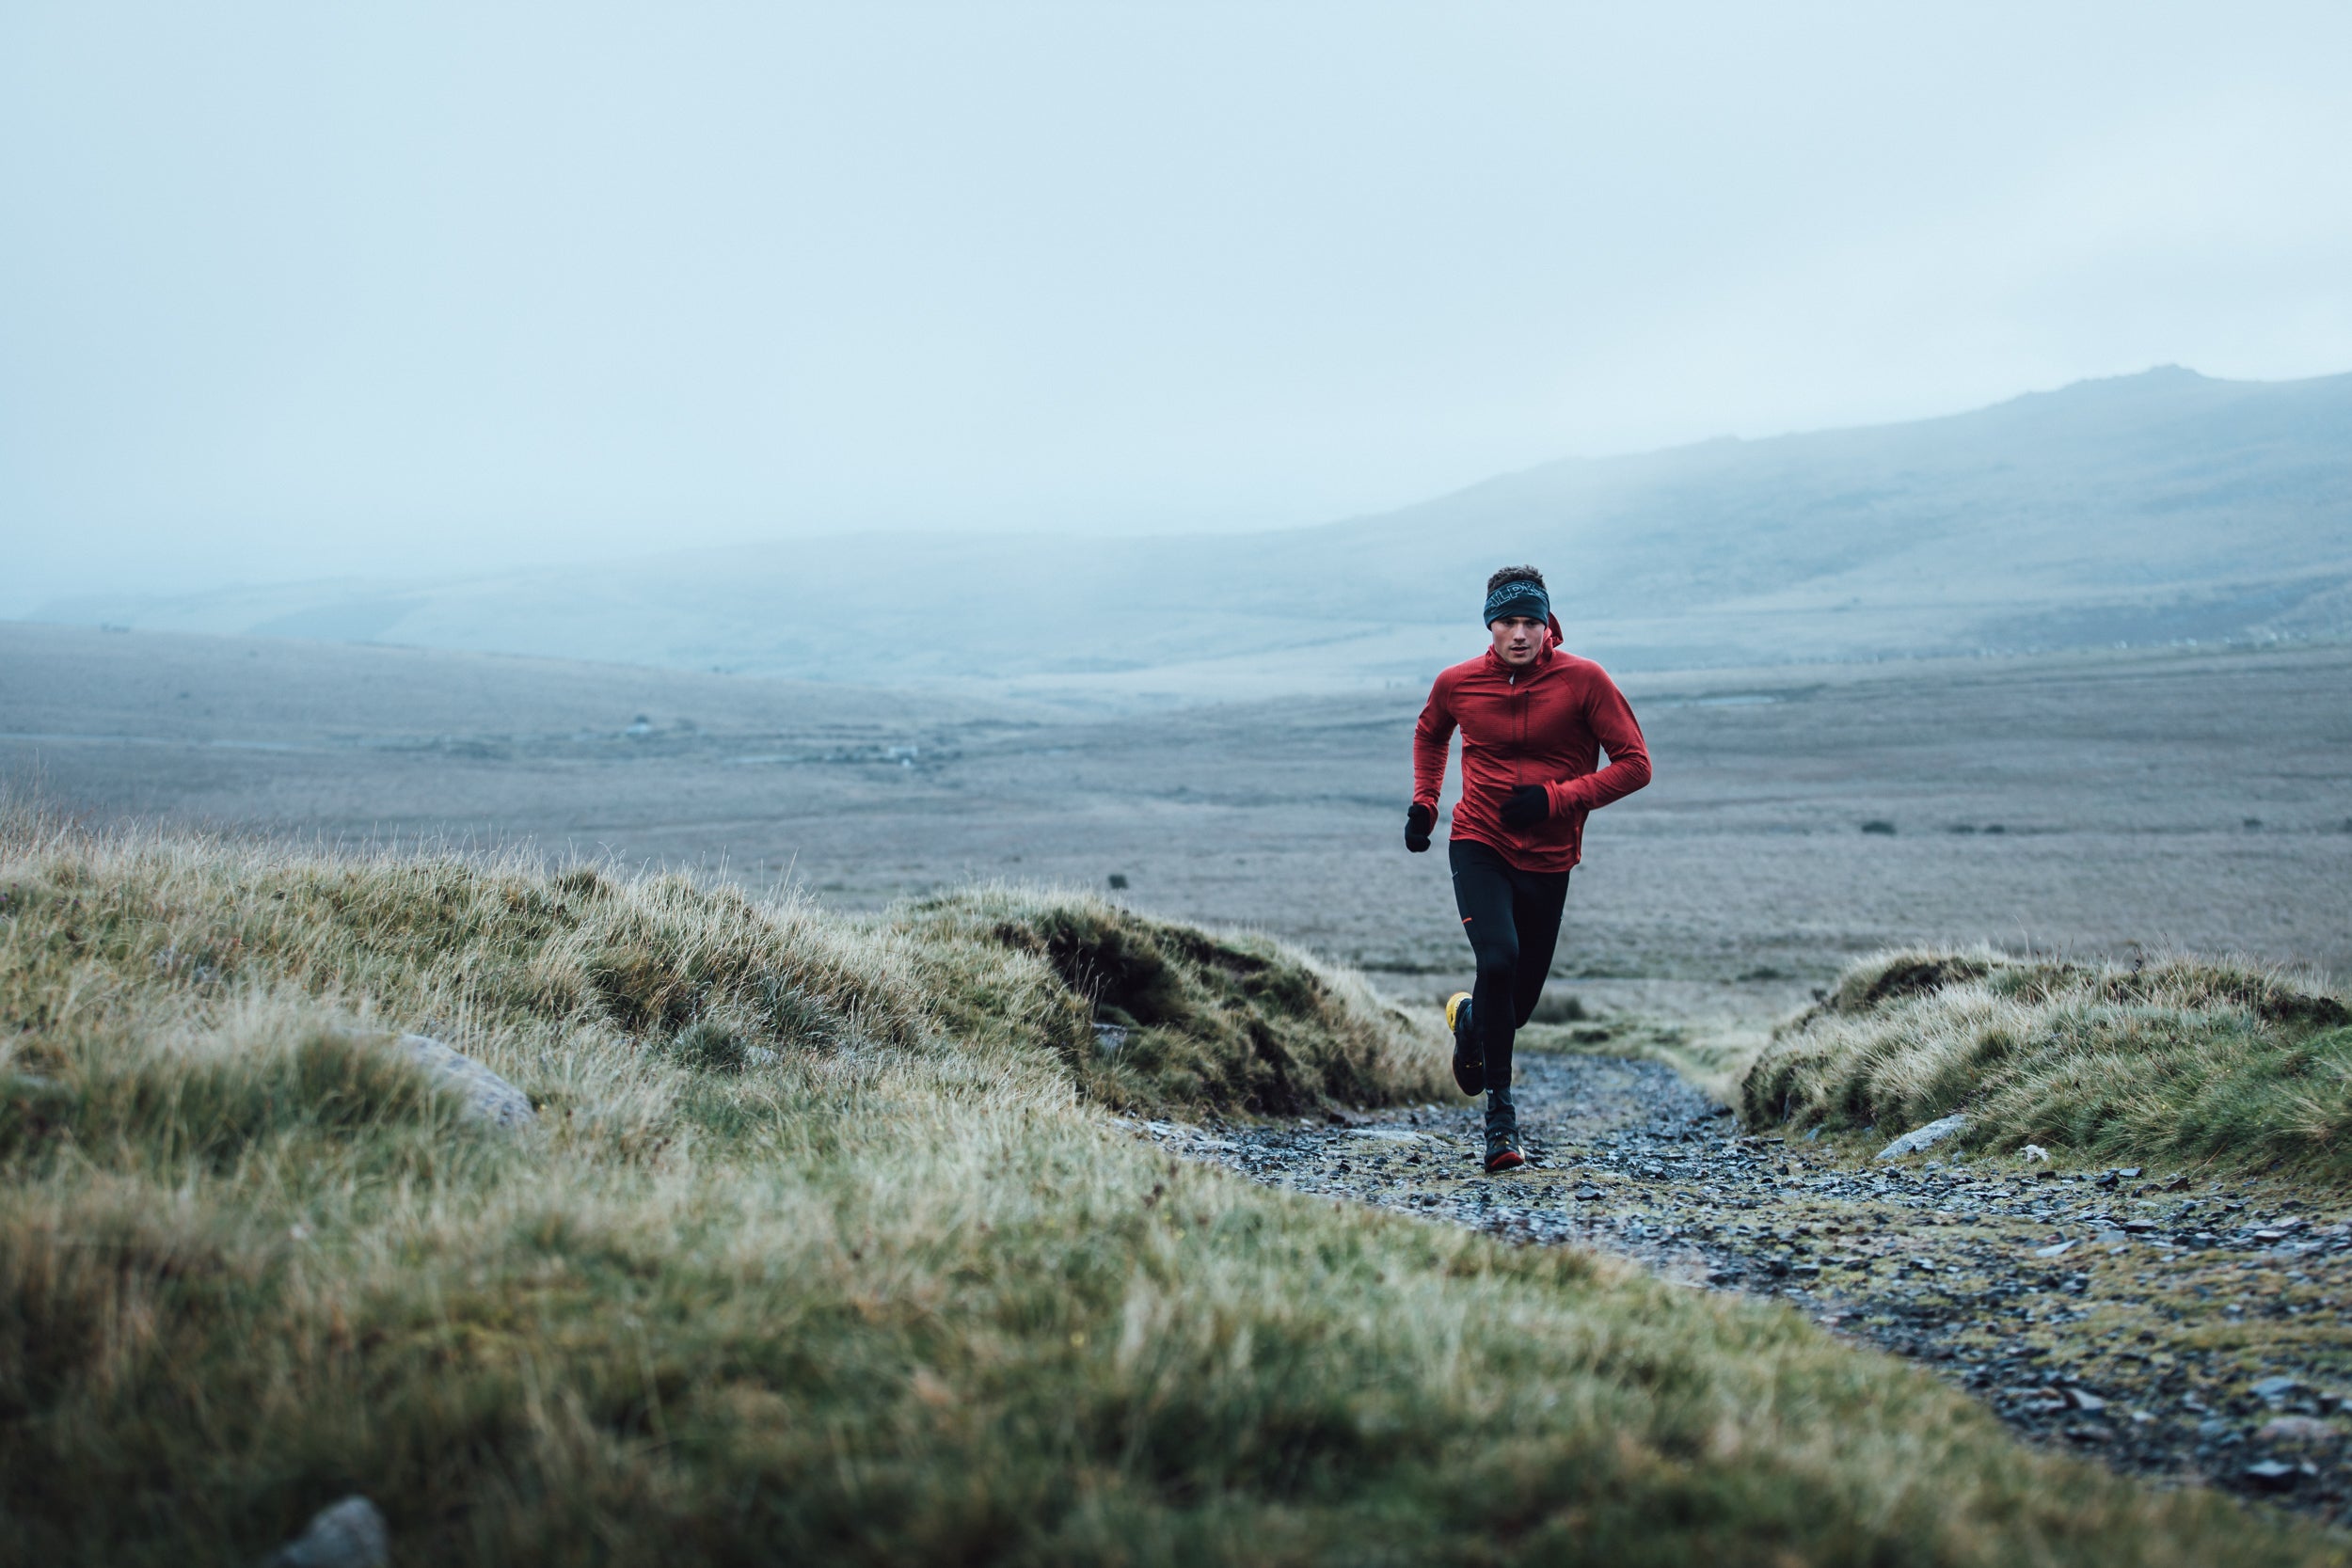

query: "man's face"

left=1489, top=615, right=1544, bottom=666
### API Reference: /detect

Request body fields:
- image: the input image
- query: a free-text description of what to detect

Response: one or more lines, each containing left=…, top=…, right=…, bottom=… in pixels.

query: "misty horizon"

left=9, top=360, right=2344, bottom=620
left=8, top=3, right=2352, bottom=614
left=27, top=363, right=2349, bottom=711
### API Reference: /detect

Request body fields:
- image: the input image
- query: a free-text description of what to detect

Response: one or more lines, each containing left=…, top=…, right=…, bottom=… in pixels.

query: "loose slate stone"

left=1875, top=1114, right=1968, bottom=1161
left=2253, top=1376, right=2305, bottom=1402
left=265, top=1496, right=389, bottom=1568
left=2259, top=1417, right=2337, bottom=1444
left=396, top=1034, right=535, bottom=1129
left=1129, top=1051, right=2352, bottom=1523
left=2244, top=1461, right=2300, bottom=1492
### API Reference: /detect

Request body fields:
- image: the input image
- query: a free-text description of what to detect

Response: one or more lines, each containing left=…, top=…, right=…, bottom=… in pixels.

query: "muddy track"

left=1124, top=1051, right=2352, bottom=1526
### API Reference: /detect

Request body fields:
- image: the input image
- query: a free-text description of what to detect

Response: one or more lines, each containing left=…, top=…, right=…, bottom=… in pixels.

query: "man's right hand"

left=1405, top=802, right=1436, bottom=853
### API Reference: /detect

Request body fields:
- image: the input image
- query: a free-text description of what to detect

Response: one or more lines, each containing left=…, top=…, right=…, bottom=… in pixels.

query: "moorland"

left=7, top=619, right=2346, bottom=1007
left=3, top=804, right=2344, bottom=1565
left=5, top=614, right=2351, bottom=1559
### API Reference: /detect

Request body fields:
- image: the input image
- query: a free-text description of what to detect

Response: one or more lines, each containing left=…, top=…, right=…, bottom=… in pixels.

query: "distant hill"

left=33, top=366, right=2352, bottom=707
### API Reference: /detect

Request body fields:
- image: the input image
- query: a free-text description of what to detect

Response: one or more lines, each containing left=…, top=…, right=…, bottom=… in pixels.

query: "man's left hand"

left=1501, top=784, right=1549, bottom=830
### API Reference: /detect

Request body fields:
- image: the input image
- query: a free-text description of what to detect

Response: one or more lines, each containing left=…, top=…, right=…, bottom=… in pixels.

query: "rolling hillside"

left=32, top=367, right=2351, bottom=706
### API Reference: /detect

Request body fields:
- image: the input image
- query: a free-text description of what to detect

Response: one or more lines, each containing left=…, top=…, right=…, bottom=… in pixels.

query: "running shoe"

left=1484, top=1085, right=1525, bottom=1172
left=1445, top=991, right=1483, bottom=1097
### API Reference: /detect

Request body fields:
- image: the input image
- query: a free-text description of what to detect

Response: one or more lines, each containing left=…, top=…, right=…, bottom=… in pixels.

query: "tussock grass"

left=0, top=809, right=2336, bottom=1564
left=896, top=885, right=1446, bottom=1117
left=1743, top=945, right=2352, bottom=1175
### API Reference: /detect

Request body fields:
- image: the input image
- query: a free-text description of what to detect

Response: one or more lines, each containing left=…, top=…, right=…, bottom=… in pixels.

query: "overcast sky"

left=6, top=1, right=2350, bottom=610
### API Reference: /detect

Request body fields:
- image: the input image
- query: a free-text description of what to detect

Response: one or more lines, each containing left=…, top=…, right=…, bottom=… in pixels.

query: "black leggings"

left=1448, top=839, right=1570, bottom=1094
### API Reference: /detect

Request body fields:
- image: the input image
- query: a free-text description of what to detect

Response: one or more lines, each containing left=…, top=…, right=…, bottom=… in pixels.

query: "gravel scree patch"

left=1120, top=1051, right=2352, bottom=1527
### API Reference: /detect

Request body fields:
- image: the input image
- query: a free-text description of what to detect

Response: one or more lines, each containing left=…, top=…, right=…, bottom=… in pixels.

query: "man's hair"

left=1486, top=564, right=1546, bottom=594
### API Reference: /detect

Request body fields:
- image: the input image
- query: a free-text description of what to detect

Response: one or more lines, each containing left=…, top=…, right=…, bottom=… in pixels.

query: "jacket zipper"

left=1508, top=670, right=1519, bottom=791
left=1511, top=668, right=1527, bottom=796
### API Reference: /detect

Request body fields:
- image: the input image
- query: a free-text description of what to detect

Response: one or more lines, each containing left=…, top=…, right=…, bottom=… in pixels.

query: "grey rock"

left=2259, top=1416, right=2337, bottom=1443
left=2244, top=1460, right=2300, bottom=1491
left=1875, top=1114, right=1968, bottom=1162
left=396, top=1034, right=534, bottom=1128
left=2253, top=1375, right=2304, bottom=1402
left=264, top=1496, right=388, bottom=1568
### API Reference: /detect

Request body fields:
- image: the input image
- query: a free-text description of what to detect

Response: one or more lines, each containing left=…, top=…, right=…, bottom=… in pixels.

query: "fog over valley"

left=33, top=365, right=2352, bottom=708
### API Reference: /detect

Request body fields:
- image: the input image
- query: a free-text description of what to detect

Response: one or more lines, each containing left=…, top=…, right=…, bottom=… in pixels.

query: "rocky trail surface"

left=1125, top=1050, right=2352, bottom=1526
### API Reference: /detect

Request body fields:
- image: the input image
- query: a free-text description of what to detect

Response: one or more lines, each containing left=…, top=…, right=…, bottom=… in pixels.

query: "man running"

left=1406, top=566, right=1653, bottom=1172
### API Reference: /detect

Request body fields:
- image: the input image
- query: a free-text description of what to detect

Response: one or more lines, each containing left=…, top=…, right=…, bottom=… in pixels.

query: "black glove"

left=1405, top=802, right=1436, bottom=853
left=1501, top=784, right=1549, bottom=830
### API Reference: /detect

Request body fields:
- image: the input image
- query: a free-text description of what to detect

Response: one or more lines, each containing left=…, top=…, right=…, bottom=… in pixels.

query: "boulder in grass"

left=264, top=1496, right=388, bottom=1567
left=397, top=1034, right=534, bottom=1129
left=1874, top=1114, right=1968, bottom=1162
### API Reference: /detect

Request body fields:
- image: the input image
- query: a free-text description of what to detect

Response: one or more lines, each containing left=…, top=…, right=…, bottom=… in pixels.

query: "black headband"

left=1483, top=578, right=1549, bottom=626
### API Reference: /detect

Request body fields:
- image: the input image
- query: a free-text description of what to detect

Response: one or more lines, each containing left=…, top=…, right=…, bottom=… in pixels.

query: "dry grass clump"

left=0, top=809, right=2338, bottom=1564
left=896, top=885, right=1449, bottom=1117
left=1743, top=945, right=2352, bottom=1173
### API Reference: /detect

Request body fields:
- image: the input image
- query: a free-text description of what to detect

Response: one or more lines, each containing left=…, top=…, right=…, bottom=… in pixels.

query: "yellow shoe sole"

left=1444, top=991, right=1471, bottom=1031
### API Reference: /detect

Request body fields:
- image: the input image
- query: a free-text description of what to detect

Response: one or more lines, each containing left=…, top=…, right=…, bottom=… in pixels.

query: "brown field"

left=6, top=620, right=2348, bottom=1010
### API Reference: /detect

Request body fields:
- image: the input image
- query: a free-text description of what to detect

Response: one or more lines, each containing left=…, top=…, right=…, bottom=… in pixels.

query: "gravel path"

left=1125, top=1051, right=2352, bottom=1525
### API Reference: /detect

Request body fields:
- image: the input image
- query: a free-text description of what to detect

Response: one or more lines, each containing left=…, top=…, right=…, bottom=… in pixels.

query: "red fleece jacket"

left=1412, top=618, right=1653, bottom=873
